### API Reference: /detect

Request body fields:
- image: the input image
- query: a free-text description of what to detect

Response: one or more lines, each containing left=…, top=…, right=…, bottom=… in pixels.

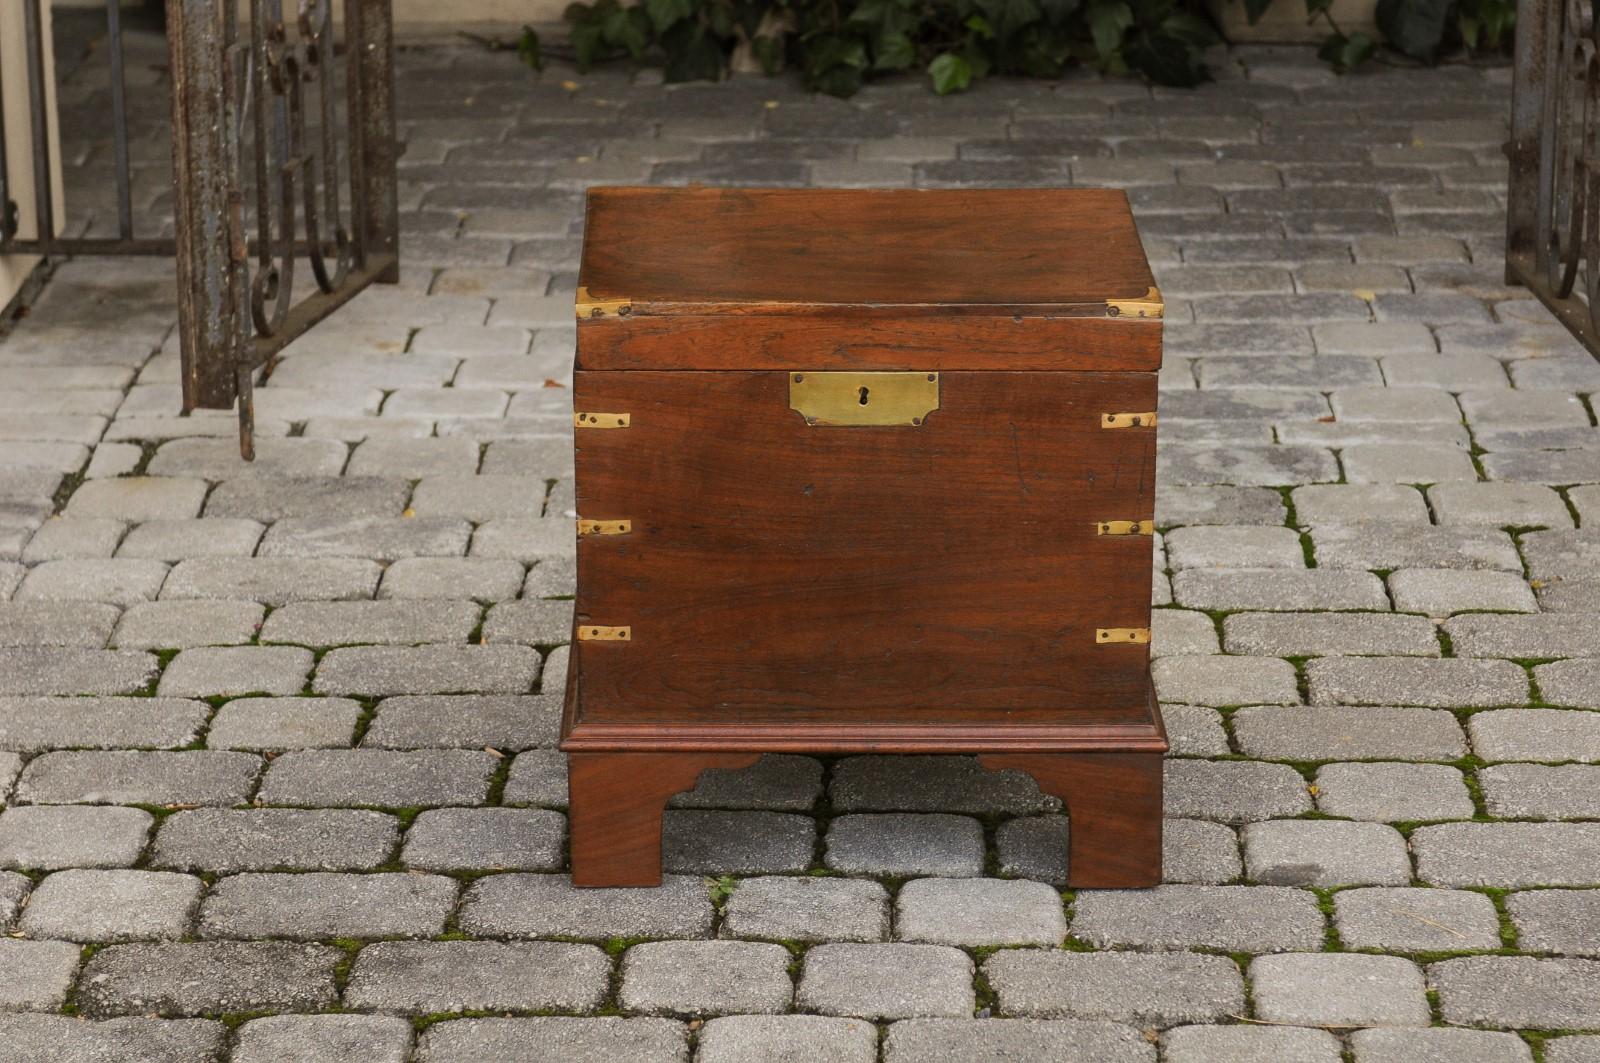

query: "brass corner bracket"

left=578, top=625, right=631, bottom=642
left=1106, top=286, right=1163, bottom=320
left=1096, top=627, right=1151, bottom=645
left=1096, top=520, right=1155, bottom=536
left=575, top=286, right=632, bottom=319
left=578, top=519, right=632, bottom=537
left=575, top=412, right=631, bottom=429
left=1101, top=411, right=1158, bottom=429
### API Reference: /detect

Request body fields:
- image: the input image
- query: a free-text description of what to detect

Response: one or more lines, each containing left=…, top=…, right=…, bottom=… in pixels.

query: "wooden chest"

left=563, top=187, right=1165, bottom=888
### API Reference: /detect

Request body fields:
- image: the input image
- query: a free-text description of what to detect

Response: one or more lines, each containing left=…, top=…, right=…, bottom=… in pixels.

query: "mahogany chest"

left=563, top=187, right=1165, bottom=888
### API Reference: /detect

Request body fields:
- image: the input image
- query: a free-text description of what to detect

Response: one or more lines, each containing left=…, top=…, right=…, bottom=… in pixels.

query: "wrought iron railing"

left=0, top=0, right=398, bottom=457
left=1506, top=0, right=1600, bottom=358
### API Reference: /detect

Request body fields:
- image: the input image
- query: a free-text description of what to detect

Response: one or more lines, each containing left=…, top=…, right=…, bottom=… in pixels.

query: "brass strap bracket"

left=575, top=286, right=632, bottom=319
left=1096, top=520, right=1154, bottom=536
left=1096, top=627, right=1151, bottom=645
left=1101, top=411, right=1157, bottom=429
left=575, top=412, right=630, bottom=429
left=578, top=625, right=631, bottom=641
left=1106, top=286, right=1163, bottom=320
left=578, top=519, right=632, bottom=537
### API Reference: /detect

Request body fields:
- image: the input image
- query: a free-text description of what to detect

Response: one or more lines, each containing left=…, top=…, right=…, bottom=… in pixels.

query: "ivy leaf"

left=848, top=0, right=891, bottom=25
left=1162, top=10, right=1219, bottom=45
left=645, top=0, right=695, bottom=33
left=752, top=33, right=786, bottom=73
left=1304, top=0, right=1333, bottom=18
left=662, top=22, right=727, bottom=80
left=1242, top=0, right=1273, bottom=23
left=1317, top=28, right=1376, bottom=71
left=979, top=0, right=1043, bottom=36
left=1038, top=0, right=1082, bottom=21
left=811, top=63, right=865, bottom=96
left=928, top=51, right=974, bottom=93
left=965, top=14, right=996, bottom=38
left=1086, top=1, right=1135, bottom=59
left=602, top=4, right=649, bottom=58
left=569, top=18, right=607, bottom=70
left=707, top=3, right=739, bottom=37
left=1376, top=0, right=1452, bottom=61
left=874, top=30, right=917, bottom=69
left=1125, top=28, right=1211, bottom=85
left=516, top=27, right=544, bottom=70
left=807, top=34, right=870, bottom=71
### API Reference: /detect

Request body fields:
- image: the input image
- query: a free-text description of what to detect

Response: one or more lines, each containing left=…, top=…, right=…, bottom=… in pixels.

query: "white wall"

left=1, top=1, right=64, bottom=309
left=386, top=0, right=567, bottom=38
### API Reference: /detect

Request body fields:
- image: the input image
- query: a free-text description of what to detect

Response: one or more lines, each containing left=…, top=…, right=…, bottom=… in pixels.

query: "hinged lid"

left=576, top=187, right=1161, bottom=373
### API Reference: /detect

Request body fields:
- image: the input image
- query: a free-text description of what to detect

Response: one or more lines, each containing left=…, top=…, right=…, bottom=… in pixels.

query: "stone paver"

left=895, top=877, right=1066, bottom=946
left=1334, top=886, right=1504, bottom=952
left=150, top=809, right=399, bottom=872
left=0, top=1015, right=227, bottom=1062
left=0, top=31, right=1592, bottom=1058
left=1250, top=953, right=1431, bottom=1028
left=16, top=749, right=259, bottom=806
left=986, top=950, right=1244, bottom=1026
left=619, top=940, right=793, bottom=1016
left=699, top=1015, right=876, bottom=1063
left=1431, top=956, right=1600, bottom=1030
left=1072, top=885, right=1324, bottom=952
left=20, top=870, right=202, bottom=942
left=721, top=875, right=889, bottom=943
left=1354, top=1029, right=1535, bottom=1063
left=886, top=1019, right=1155, bottom=1062
left=459, top=874, right=714, bottom=940
left=1163, top=1025, right=1342, bottom=1063
left=1242, top=819, right=1412, bottom=886
left=232, top=1015, right=414, bottom=1063
left=344, top=941, right=610, bottom=1013
left=1506, top=889, right=1600, bottom=957
left=0, top=806, right=152, bottom=869
left=197, top=872, right=458, bottom=940
left=796, top=943, right=974, bottom=1020
left=825, top=813, right=984, bottom=876
left=414, top=1017, right=687, bottom=1063
left=76, top=942, right=342, bottom=1017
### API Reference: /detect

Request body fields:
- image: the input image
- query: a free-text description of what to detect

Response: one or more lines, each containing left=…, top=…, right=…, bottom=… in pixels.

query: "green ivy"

left=517, top=0, right=1512, bottom=96
left=528, top=0, right=1222, bottom=94
left=1243, top=0, right=1513, bottom=72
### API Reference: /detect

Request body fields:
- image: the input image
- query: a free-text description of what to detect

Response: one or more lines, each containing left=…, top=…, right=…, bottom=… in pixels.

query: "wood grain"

left=579, top=187, right=1157, bottom=310
left=571, top=369, right=1156, bottom=727
left=577, top=312, right=1161, bottom=373
left=978, top=751, right=1164, bottom=887
left=567, top=751, right=762, bottom=887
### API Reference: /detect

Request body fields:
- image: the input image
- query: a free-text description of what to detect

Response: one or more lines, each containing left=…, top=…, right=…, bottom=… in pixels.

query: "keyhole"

left=858, top=386, right=870, bottom=406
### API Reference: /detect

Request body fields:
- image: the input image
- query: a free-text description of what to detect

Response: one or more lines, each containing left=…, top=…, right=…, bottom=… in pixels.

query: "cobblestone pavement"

left=0, top=21, right=1596, bottom=1062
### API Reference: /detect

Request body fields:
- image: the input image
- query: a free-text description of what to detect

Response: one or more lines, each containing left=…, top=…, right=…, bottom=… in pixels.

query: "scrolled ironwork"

left=1508, top=0, right=1600, bottom=355
left=0, top=0, right=398, bottom=459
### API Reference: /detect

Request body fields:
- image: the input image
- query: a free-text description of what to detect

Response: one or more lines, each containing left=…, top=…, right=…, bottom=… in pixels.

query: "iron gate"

left=1506, top=0, right=1600, bottom=358
left=0, top=0, right=398, bottom=457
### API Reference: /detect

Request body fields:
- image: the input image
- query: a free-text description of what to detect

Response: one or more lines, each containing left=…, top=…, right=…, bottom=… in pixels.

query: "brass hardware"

left=1096, top=627, right=1151, bottom=645
left=578, top=625, right=631, bottom=641
left=1096, top=520, right=1155, bottom=536
left=578, top=519, right=632, bottom=537
left=1101, top=411, right=1158, bottom=429
left=1105, top=286, right=1164, bottom=320
left=575, top=286, right=632, bottom=319
left=789, top=371, right=940, bottom=427
left=575, top=412, right=631, bottom=429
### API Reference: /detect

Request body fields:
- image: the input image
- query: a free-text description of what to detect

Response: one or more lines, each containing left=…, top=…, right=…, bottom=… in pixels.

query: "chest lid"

left=575, top=187, right=1161, bottom=373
